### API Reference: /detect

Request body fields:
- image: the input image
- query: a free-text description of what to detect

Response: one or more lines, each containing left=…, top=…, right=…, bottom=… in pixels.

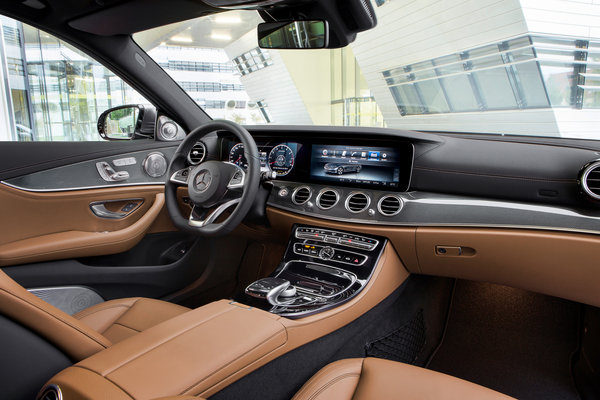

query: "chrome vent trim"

left=316, top=189, right=339, bottom=210
left=292, top=186, right=312, bottom=205
left=187, top=141, right=206, bottom=165
left=345, top=192, right=370, bottom=213
left=581, top=161, right=600, bottom=200
left=37, top=384, right=62, bottom=400
left=377, top=195, right=403, bottom=216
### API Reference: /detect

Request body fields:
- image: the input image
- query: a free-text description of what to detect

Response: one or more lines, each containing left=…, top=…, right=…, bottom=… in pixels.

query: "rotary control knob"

left=319, top=246, right=335, bottom=260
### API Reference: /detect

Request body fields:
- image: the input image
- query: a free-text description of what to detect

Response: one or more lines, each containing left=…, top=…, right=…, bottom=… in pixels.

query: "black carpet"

left=428, top=280, right=581, bottom=400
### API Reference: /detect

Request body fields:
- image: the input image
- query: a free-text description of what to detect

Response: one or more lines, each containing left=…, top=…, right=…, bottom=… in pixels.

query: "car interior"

left=0, top=0, right=599, bottom=399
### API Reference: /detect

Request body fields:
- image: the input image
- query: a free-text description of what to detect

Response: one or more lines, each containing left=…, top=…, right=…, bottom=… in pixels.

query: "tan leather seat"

left=0, top=269, right=189, bottom=361
left=292, top=358, right=515, bottom=400
left=73, top=297, right=190, bottom=344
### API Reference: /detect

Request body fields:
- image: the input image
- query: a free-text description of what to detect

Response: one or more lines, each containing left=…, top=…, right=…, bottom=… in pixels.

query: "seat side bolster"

left=0, top=270, right=110, bottom=361
left=353, top=357, right=516, bottom=400
left=291, top=358, right=363, bottom=400
left=74, top=297, right=140, bottom=335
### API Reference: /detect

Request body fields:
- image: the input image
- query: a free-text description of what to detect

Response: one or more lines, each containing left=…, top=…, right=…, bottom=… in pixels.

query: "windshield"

left=134, top=3, right=600, bottom=139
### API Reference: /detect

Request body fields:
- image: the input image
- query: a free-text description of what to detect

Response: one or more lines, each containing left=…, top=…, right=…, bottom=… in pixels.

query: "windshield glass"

left=134, top=3, right=600, bottom=139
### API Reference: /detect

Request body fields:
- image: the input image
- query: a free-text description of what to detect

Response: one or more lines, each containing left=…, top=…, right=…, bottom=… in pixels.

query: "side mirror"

left=98, top=105, right=143, bottom=140
left=258, top=20, right=329, bottom=49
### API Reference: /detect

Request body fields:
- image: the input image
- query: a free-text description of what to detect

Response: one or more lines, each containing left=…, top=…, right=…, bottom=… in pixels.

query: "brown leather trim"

left=72, top=301, right=287, bottom=400
left=0, top=269, right=110, bottom=361
left=199, top=243, right=409, bottom=397
left=266, top=206, right=420, bottom=272
left=416, top=227, right=600, bottom=307
left=293, top=357, right=514, bottom=400
left=0, top=192, right=164, bottom=266
left=291, top=358, right=363, bottom=400
left=48, top=366, right=133, bottom=399
left=46, top=243, right=409, bottom=398
left=353, top=358, right=514, bottom=399
left=0, top=183, right=165, bottom=241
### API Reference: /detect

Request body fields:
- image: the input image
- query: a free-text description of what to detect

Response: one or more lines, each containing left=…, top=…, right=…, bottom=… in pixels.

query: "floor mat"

left=428, top=280, right=581, bottom=400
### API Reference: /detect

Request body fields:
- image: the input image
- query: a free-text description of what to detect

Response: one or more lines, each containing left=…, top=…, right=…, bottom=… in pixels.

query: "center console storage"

left=43, top=301, right=286, bottom=400
left=39, top=225, right=408, bottom=400
left=244, top=225, right=386, bottom=317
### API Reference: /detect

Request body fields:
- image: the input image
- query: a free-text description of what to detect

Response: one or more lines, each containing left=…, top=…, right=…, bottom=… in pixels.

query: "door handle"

left=89, top=199, right=143, bottom=219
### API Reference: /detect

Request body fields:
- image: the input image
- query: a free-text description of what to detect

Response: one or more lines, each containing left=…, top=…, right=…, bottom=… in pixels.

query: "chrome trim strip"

left=89, top=198, right=143, bottom=219
left=274, top=260, right=358, bottom=299
left=36, top=384, right=63, bottom=400
left=291, top=185, right=312, bottom=205
left=377, top=194, right=404, bottom=216
left=295, top=227, right=380, bottom=249
left=344, top=191, right=371, bottom=214
left=188, top=199, right=240, bottom=228
left=269, top=189, right=600, bottom=236
left=580, top=160, right=600, bottom=200
left=187, top=140, right=207, bottom=165
left=316, top=188, right=340, bottom=210
left=0, top=180, right=164, bottom=192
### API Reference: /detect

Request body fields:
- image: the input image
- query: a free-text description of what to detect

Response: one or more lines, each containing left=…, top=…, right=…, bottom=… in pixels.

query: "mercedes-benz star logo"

left=195, top=170, right=212, bottom=192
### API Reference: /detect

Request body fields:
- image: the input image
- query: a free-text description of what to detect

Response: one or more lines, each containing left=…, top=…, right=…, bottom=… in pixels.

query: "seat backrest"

left=0, top=269, right=111, bottom=361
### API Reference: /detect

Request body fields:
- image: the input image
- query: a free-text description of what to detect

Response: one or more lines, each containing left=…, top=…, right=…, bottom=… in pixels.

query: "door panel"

left=0, top=184, right=171, bottom=266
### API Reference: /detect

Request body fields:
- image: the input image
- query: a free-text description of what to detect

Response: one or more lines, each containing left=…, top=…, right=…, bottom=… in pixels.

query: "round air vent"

left=37, top=384, right=62, bottom=400
left=581, top=161, right=600, bottom=200
left=292, top=186, right=311, bottom=205
left=345, top=192, right=370, bottom=213
left=377, top=195, right=403, bottom=216
left=187, top=141, right=206, bottom=165
left=316, top=189, right=339, bottom=210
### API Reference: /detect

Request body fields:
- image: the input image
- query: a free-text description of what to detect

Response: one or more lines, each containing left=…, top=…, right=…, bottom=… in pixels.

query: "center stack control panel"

left=244, top=225, right=387, bottom=318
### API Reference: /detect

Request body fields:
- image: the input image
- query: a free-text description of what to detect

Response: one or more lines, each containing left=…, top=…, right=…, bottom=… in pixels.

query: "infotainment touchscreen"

left=310, top=144, right=404, bottom=189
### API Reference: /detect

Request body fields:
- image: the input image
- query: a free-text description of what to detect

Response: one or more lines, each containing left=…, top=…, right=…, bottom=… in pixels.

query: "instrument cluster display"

left=227, top=141, right=299, bottom=177
left=222, top=136, right=412, bottom=191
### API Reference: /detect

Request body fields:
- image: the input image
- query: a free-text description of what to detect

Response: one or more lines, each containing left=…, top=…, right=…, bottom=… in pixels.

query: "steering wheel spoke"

left=169, top=167, right=192, bottom=186
left=189, top=199, right=241, bottom=228
left=225, top=163, right=246, bottom=191
left=165, top=120, right=260, bottom=236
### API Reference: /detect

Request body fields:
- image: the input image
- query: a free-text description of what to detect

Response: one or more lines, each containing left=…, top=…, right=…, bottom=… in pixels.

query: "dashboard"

left=220, top=137, right=414, bottom=192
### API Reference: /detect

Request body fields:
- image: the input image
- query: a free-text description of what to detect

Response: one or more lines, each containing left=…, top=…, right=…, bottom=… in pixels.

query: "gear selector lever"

left=245, top=277, right=297, bottom=306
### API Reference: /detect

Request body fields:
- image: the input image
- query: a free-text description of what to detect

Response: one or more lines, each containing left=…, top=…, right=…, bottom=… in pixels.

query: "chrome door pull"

left=89, top=199, right=143, bottom=219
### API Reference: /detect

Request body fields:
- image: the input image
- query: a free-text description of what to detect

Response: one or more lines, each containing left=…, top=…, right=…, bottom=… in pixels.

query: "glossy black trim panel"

left=268, top=181, right=600, bottom=235
left=2, top=147, right=176, bottom=191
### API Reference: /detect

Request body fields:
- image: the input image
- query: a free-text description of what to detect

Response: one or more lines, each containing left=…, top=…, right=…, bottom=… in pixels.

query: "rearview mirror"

left=258, top=20, right=329, bottom=49
left=98, top=105, right=141, bottom=140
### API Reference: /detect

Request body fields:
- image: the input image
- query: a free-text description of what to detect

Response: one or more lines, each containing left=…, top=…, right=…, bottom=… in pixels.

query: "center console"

left=39, top=224, right=407, bottom=400
left=244, top=225, right=386, bottom=317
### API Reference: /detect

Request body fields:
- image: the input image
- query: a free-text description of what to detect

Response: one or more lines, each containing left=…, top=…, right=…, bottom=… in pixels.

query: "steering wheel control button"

left=229, top=170, right=244, bottom=187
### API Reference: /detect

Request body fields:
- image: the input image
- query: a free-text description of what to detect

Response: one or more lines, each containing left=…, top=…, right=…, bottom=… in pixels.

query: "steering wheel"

left=165, top=120, right=260, bottom=236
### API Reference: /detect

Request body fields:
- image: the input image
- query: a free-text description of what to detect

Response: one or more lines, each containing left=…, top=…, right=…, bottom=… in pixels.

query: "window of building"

left=382, top=35, right=556, bottom=116
left=232, top=47, right=273, bottom=76
left=0, top=16, right=147, bottom=141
